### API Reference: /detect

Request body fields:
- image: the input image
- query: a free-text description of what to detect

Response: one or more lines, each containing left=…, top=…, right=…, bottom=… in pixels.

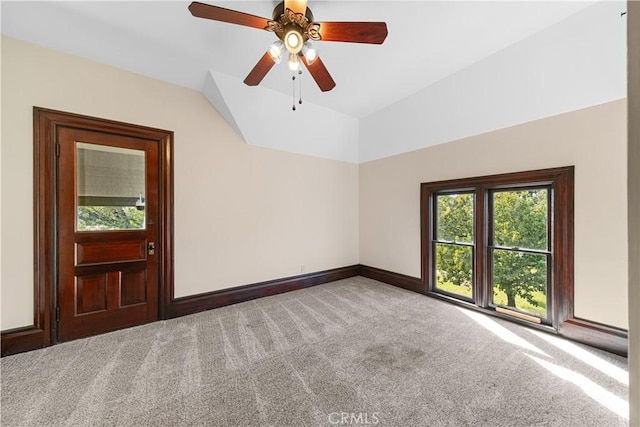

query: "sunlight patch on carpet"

left=526, top=354, right=628, bottom=420
left=526, top=329, right=628, bottom=385
left=456, top=307, right=549, bottom=357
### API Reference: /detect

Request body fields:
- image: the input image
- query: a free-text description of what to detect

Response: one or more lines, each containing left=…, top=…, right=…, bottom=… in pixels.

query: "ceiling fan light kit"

left=188, top=0, right=388, bottom=108
left=287, top=52, right=300, bottom=71
left=302, top=42, right=318, bottom=65
left=284, top=28, right=304, bottom=54
left=268, top=40, right=285, bottom=64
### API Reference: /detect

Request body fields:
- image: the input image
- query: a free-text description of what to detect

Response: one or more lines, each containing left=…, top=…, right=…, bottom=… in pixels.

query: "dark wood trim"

left=0, top=107, right=176, bottom=358
left=560, top=318, right=628, bottom=357
left=165, top=265, right=360, bottom=318
left=359, top=265, right=422, bottom=293
left=476, top=187, right=488, bottom=307
left=359, top=263, right=627, bottom=356
left=158, top=115, right=175, bottom=320
left=553, top=168, right=575, bottom=329
left=418, top=166, right=574, bottom=191
left=1, top=327, right=45, bottom=357
left=420, top=184, right=430, bottom=293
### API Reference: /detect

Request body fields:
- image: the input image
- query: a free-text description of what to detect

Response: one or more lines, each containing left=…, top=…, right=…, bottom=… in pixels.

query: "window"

left=76, top=142, right=146, bottom=231
left=489, top=188, right=550, bottom=321
left=433, top=192, right=475, bottom=300
left=421, top=167, right=574, bottom=329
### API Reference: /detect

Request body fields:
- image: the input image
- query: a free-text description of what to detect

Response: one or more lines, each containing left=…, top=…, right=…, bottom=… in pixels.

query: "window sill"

left=426, top=290, right=557, bottom=334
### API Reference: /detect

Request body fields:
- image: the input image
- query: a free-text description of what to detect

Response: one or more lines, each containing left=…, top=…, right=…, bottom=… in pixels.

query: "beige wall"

left=0, top=37, right=359, bottom=330
left=628, top=0, right=639, bottom=424
left=0, top=35, right=629, bottom=333
left=360, top=99, right=628, bottom=329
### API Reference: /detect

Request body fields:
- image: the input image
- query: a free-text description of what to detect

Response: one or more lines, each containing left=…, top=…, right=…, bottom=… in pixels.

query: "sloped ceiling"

left=3, top=1, right=625, bottom=163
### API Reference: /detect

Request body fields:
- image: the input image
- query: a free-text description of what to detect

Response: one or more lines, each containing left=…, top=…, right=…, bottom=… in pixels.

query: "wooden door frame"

left=33, top=107, right=174, bottom=346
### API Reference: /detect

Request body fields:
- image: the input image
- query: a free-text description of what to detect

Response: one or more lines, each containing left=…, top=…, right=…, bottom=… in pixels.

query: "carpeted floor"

left=1, top=277, right=629, bottom=426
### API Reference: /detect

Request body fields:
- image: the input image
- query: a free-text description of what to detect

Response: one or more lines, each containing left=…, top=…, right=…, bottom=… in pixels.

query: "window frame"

left=420, top=167, right=574, bottom=331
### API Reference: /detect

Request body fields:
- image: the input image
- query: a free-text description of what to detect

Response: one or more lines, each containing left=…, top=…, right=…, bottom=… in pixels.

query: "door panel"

left=76, top=240, right=147, bottom=265
left=75, top=273, right=108, bottom=314
left=120, top=269, right=148, bottom=307
left=57, top=127, right=159, bottom=342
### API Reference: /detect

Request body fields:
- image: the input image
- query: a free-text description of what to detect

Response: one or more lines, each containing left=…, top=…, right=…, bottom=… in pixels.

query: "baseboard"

left=2, top=265, right=360, bottom=357
left=359, top=264, right=628, bottom=357
left=4, top=265, right=627, bottom=358
left=560, top=318, right=628, bottom=357
left=164, top=265, right=361, bottom=319
left=1, top=326, right=46, bottom=357
left=359, top=265, right=423, bottom=293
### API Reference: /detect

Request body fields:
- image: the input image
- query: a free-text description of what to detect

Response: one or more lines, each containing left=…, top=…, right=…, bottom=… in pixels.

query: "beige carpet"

left=1, top=277, right=629, bottom=426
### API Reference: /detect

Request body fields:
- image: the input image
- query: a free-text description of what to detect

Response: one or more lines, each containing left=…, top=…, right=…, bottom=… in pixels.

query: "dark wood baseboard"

left=358, top=264, right=628, bottom=357
left=3, top=264, right=627, bottom=358
left=560, top=318, right=628, bottom=357
left=164, top=265, right=360, bottom=319
left=359, top=265, right=423, bottom=293
left=1, top=326, right=46, bottom=357
left=1, top=265, right=360, bottom=357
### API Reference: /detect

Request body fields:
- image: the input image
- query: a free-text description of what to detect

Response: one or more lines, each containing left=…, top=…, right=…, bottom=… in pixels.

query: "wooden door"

left=57, top=127, right=159, bottom=341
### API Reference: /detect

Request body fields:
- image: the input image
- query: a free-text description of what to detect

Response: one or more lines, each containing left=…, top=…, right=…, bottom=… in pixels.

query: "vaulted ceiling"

left=4, top=1, right=622, bottom=162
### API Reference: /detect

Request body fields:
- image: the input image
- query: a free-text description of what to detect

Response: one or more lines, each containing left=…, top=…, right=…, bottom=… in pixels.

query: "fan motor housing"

left=272, top=1, right=314, bottom=23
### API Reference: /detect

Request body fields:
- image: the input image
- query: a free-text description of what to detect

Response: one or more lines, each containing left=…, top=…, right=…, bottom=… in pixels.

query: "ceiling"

left=2, top=1, right=598, bottom=119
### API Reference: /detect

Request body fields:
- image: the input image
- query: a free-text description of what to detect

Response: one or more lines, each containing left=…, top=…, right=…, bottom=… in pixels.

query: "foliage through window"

left=434, top=193, right=474, bottom=299
left=421, top=167, right=574, bottom=329
left=77, top=206, right=145, bottom=231
left=490, top=188, right=550, bottom=319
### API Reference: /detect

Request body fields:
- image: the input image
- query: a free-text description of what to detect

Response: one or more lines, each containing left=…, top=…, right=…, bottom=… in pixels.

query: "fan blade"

left=244, top=52, right=276, bottom=86
left=284, top=0, right=308, bottom=15
left=316, top=22, right=388, bottom=44
left=301, top=56, right=336, bottom=92
left=188, top=2, right=270, bottom=30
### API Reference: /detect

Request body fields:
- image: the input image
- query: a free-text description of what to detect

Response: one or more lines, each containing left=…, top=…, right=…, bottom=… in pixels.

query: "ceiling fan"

left=188, top=0, right=388, bottom=93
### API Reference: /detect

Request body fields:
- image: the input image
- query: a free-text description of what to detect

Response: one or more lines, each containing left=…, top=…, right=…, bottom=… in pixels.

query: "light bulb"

left=284, top=29, right=303, bottom=54
left=268, top=40, right=284, bottom=64
left=288, top=53, right=300, bottom=71
left=302, top=42, right=318, bottom=64
left=287, top=33, right=301, bottom=49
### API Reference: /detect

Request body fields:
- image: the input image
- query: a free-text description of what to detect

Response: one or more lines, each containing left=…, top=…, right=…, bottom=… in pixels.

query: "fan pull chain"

left=292, top=75, right=296, bottom=111
left=298, top=68, right=303, bottom=105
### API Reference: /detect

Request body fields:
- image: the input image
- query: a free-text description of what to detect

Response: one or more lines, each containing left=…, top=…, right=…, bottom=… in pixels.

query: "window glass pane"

left=435, top=243, right=473, bottom=299
left=76, top=143, right=146, bottom=231
left=77, top=207, right=145, bottom=231
left=492, top=249, right=547, bottom=318
left=436, top=193, right=473, bottom=243
left=492, top=189, right=547, bottom=250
